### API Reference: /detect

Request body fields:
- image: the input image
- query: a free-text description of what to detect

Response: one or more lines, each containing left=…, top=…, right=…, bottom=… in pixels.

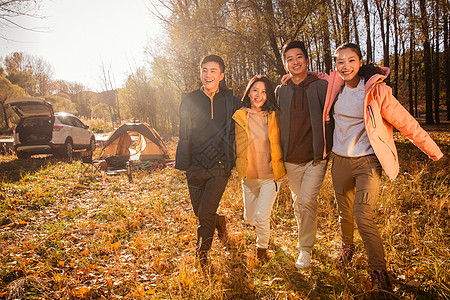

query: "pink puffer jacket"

left=322, top=68, right=443, bottom=180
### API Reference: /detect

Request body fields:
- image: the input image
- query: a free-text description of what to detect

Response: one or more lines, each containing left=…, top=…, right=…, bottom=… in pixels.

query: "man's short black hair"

left=200, top=55, right=225, bottom=73
left=281, top=40, right=309, bottom=61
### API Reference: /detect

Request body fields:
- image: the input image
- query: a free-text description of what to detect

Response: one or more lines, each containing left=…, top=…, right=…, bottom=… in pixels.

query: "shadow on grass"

left=219, top=240, right=316, bottom=299
left=0, top=156, right=60, bottom=182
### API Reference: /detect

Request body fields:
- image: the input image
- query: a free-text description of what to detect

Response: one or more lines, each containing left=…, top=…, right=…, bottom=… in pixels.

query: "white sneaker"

left=295, top=250, right=311, bottom=269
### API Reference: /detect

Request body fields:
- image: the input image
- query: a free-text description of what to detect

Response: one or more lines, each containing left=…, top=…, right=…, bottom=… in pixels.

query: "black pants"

left=186, top=165, right=229, bottom=251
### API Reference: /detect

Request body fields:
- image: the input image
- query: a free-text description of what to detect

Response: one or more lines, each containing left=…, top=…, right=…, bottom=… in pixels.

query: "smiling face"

left=284, top=47, right=309, bottom=82
left=200, top=61, right=224, bottom=96
left=335, top=48, right=363, bottom=88
left=248, top=80, right=267, bottom=112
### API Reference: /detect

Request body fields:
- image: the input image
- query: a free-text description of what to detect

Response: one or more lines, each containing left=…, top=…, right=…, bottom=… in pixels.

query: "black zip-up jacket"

left=175, top=87, right=240, bottom=173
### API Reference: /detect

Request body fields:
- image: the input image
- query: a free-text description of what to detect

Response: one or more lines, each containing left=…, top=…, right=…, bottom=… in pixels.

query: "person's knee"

left=298, top=194, right=318, bottom=211
left=198, top=207, right=216, bottom=223
left=254, top=212, right=268, bottom=227
left=354, top=206, right=376, bottom=230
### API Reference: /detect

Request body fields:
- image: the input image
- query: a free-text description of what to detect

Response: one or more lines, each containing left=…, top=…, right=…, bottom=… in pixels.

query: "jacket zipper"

left=367, top=105, right=376, bottom=128
left=211, top=99, right=214, bottom=119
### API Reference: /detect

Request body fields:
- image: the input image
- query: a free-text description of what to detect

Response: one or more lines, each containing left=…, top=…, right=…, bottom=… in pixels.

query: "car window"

left=70, top=117, right=85, bottom=128
left=22, top=117, right=51, bottom=127
left=56, top=116, right=72, bottom=126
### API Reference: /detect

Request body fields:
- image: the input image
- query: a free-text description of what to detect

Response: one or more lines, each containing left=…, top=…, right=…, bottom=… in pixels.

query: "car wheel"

left=62, top=140, right=73, bottom=162
left=88, top=136, right=96, bottom=151
left=16, top=151, right=30, bottom=159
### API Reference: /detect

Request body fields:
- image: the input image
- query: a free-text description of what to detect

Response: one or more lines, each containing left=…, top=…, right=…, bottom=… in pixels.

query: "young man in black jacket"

left=175, top=55, right=240, bottom=267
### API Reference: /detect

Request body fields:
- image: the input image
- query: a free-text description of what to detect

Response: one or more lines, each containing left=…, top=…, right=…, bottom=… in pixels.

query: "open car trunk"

left=16, top=116, right=54, bottom=144
left=5, top=97, right=55, bottom=145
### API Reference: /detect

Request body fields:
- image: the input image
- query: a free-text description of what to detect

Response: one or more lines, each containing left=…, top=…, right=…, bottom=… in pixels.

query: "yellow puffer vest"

left=232, top=109, right=286, bottom=181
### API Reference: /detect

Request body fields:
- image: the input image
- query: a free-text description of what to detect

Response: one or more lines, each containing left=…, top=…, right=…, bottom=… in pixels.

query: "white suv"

left=6, top=97, right=96, bottom=160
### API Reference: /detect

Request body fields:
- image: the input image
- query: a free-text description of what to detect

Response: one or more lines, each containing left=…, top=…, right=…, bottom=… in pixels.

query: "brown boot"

left=370, top=269, right=393, bottom=297
left=216, top=215, right=227, bottom=243
left=338, top=243, right=355, bottom=267
left=257, top=248, right=270, bottom=264
left=196, top=250, right=209, bottom=270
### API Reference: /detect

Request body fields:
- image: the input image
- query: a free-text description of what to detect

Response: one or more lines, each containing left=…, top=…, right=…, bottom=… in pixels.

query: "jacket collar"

left=365, top=66, right=389, bottom=91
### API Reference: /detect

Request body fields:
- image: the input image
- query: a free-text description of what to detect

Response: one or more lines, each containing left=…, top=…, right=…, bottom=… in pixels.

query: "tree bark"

left=444, top=9, right=450, bottom=120
left=415, top=66, right=419, bottom=117
left=363, top=0, right=373, bottom=61
left=375, top=0, right=390, bottom=80
left=408, top=0, right=414, bottom=115
left=386, top=0, right=390, bottom=70
left=1, top=97, right=9, bottom=129
left=262, top=0, right=284, bottom=76
left=402, top=38, right=406, bottom=81
left=419, top=0, right=434, bottom=124
left=393, top=0, right=399, bottom=97
left=350, top=1, right=360, bottom=45
left=409, top=40, right=414, bottom=115
left=321, top=0, right=333, bottom=73
left=343, top=0, right=351, bottom=42
left=333, top=0, right=343, bottom=44
left=434, top=0, right=440, bottom=124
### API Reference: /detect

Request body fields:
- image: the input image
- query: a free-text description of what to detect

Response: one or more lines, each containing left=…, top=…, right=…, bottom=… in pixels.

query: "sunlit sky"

left=0, top=0, right=163, bottom=92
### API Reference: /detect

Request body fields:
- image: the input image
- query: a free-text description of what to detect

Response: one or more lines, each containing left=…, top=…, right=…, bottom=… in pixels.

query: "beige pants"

left=331, top=153, right=386, bottom=270
left=285, top=160, right=328, bottom=252
left=242, top=179, right=280, bottom=249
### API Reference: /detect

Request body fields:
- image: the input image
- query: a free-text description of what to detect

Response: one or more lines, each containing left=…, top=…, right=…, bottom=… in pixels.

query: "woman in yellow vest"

left=233, top=75, right=286, bottom=263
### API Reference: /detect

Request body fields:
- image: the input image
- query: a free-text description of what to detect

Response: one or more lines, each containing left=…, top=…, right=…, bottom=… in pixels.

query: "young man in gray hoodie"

left=275, top=40, right=329, bottom=269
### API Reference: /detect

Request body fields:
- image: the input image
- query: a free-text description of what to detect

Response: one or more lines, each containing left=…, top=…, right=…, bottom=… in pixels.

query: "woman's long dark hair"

left=334, top=43, right=383, bottom=80
left=241, top=75, right=278, bottom=111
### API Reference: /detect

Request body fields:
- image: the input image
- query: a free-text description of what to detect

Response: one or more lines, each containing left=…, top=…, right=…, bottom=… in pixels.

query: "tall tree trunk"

left=409, top=0, right=414, bottom=115
left=419, top=0, right=434, bottom=124
left=434, top=0, right=440, bottom=124
left=386, top=0, right=390, bottom=69
left=363, top=0, right=373, bottom=61
left=445, top=9, right=450, bottom=120
left=376, top=1, right=385, bottom=59
left=313, top=34, right=320, bottom=70
left=409, top=39, right=414, bottom=115
left=321, top=0, right=333, bottom=73
left=376, top=0, right=389, bottom=78
left=373, top=11, right=377, bottom=61
left=1, top=98, right=10, bottom=129
left=332, top=0, right=342, bottom=45
left=393, top=0, right=399, bottom=97
left=402, top=38, right=406, bottom=81
left=262, top=0, right=284, bottom=76
left=415, top=62, right=419, bottom=117
left=343, top=0, right=351, bottom=42
left=350, top=1, right=360, bottom=45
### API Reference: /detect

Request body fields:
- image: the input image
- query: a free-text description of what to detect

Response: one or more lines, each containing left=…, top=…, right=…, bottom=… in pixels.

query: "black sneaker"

left=338, top=243, right=355, bottom=266
left=370, top=269, right=393, bottom=298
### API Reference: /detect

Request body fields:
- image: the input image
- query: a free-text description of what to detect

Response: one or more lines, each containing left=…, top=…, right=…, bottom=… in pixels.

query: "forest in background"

left=1, top=0, right=449, bottom=136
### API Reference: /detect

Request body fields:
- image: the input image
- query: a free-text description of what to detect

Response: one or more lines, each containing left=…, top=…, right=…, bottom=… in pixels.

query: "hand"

left=281, top=73, right=291, bottom=85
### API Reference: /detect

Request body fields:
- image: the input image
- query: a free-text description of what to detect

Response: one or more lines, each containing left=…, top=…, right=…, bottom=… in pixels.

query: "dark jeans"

left=186, top=165, right=229, bottom=251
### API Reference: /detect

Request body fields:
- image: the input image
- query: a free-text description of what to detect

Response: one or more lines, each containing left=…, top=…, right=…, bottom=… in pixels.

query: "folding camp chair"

left=79, top=150, right=103, bottom=177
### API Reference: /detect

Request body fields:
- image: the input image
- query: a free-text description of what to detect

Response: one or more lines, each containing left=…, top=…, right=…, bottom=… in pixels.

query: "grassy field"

left=0, top=133, right=449, bottom=299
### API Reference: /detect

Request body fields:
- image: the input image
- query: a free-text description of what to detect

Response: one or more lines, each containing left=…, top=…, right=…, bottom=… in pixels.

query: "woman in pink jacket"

left=323, top=43, right=443, bottom=293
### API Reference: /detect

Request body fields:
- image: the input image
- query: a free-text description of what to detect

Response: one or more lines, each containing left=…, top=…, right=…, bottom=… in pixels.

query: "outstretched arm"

left=379, top=85, right=443, bottom=161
